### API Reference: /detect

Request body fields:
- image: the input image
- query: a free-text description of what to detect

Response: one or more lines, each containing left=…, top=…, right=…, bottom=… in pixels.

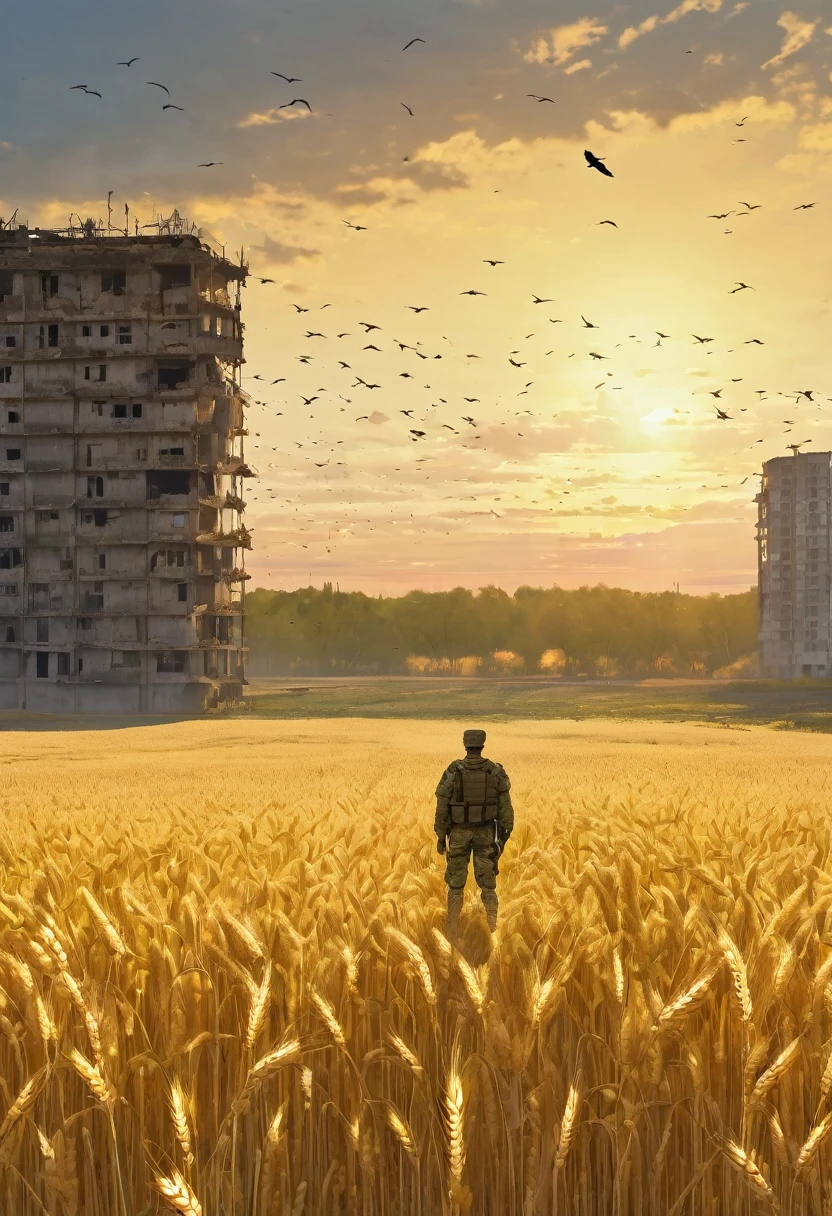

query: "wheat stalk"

left=169, top=1079, right=194, bottom=1165
left=154, top=1169, right=203, bottom=1215
left=311, top=990, right=346, bottom=1049
left=718, top=930, right=753, bottom=1021
left=388, top=928, right=437, bottom=1007
left=555, top=1084, right=580, bottom=1171
left=245, top=960, right=272, bottom=1050
left=80, top=887, right=127, bottom=957
left=445, top=1057, right=465, bottom=1180
left=721, top=1138, right=778, bottom=1208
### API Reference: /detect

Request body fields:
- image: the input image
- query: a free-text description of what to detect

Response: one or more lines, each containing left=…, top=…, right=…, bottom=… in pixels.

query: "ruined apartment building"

left=757, top=450, right=832, bottom=678
left=0, top=216, right=251, bottom=713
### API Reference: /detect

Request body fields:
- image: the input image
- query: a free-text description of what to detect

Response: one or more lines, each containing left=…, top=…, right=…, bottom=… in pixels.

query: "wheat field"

left=2, top=717, right=832, bottom=1215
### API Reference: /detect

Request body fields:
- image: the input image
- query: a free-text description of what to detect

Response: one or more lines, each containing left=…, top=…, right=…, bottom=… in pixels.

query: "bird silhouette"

left=258, top=277, right=275, bottom=284
left=198, top=162, right=223, bottom=167
left=729, top=282, right=754, bottom=293
left=738, top=201, right=761, bottom=209
left=280, top=98, right=312, bottom=111
left=744, top=339, right=764, bottom=345
left=597, top=220, right=618, bottom=228
left=794, top=202, right=817, bottom=210
left=343, top=220, right=368, bottom=231
left=400, top=102, right=414, bottom=117
left=527, top=94, right=554, bottom=103
left=532, top=294, right=554, bottom=304
left=406, top=305, right=429, bottom=312
left=147, top=81, right=171, bottom=96
left=715, top=407, right=732, bottom=420
left=117, top=58, right=140, bottom=66
left=460, top=289, right=486, bottom=296
left=163, top=104, right=184, bottom=111
left=402, top=38, right=425, bottom=50
left=483, top=259, right=504, bottom=266
left=581, top=315, right=598, bottom=328
left=271, top=72, right=302, bottom=82
left=708, top=212, right=734, bottom=219
left=692, top=334, right=714, bottom=344
left=584, top=149, right=613, bottom=177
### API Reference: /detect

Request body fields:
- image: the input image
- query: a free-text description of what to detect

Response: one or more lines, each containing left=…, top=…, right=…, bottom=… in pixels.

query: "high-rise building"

left=0, top=213, right=251, bottom=713
left=757, top=450, right=832, bottom=678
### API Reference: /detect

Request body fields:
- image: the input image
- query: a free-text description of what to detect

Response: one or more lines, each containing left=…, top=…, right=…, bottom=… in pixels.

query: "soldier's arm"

left=434, top=763, right=457, bottom=837
left=496, top=766, right=514, bottom=838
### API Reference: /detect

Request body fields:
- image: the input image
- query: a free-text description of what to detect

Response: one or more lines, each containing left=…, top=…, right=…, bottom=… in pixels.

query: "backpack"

left=449, top=761, right=500, bottom=825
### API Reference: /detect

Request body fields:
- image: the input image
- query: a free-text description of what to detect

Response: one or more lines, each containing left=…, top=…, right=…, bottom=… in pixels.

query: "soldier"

left=434, top=728, right=514, bottom=935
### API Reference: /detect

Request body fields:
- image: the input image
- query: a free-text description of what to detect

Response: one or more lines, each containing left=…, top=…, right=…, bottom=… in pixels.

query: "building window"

left=0, top=516, right=11, bottom=533
left=118, top=325, right=132, bottom=346
left=99, top=325, right=110, bottom=338
left=156, top=650, right=187, bottom=673
left=0, top=273, right=14, bottom=300
left=41, top=274, right=59, bottom=298
left=0, top=585, right=18, bottom=597
left=0, top=484, right=7, bottom=496
left=136, top=448, right=148, bottom=461
left=56, top=653, right=70, bottom=676
left=112, top=403, right=128, bottom=419
left=0, top=368, right=12, bottom=383
left=98, top=553, right=106, bottom=569
left=160, top=447, right=186, bottom=457
left=84, top=366, right=107, bottom=382
left=132, top=403, right=142, bottom=418
left=84, top=582, right=104, bottom=611
left=28, top=584, right=49, bottom=611
left=36, top=652, right=49, bottom=679
left=36, top=619, right=49, bottom=644
left=101, top=270, right=126, bottom=296
left=177, top=583, right=188, bottom=603
left=87, top=476, right=104, bottom=499
left=79, top=617, right=92, bottom=631
left=94, top=510, right=108, bottom=527
left=158, top=265, right=191, bottom=291
left=81, top=325, right=92, bottom=338
left=157, top=364, right=190, bottom=390
left=5, top=449, right=20, bottom=460
left=172, top=514, right=186, bottom=528
left=7, top=411, right=18, bottom=424
left=4, top=336, right=15, bottom=348
left=0, top=548, right=22, bottom=569
left=4, top=625, right=14, bottom=642
left=48, top=324, right=59, bottom=348
left=113, top=650, right=141, bottom=668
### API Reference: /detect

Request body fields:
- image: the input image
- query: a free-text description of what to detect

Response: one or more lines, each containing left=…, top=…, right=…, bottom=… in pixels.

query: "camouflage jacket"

left=434, top=756, right=514, bottom=838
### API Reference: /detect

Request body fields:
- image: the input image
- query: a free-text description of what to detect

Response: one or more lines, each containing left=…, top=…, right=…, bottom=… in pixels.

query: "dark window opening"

left=99, top=325, right=109, bottom=338
left=98, top=553, right=106, bottom=570
left=158, top=265, right=191, bottom=291
left=157, top=650, right=187, bottom=673
left=81, top=325, right=91, bottom=338
left=0, top=484, right=8, bottom=496
left=79, top=618, right=92, bottom=631
left=84, top=582, right=104, bottom=611
left=41, top=274, right=59, bottom=298
left=157, top=363, right=190, bottom=390
left=112, top=403, right=128, bottom=419
left=47, top=324, right=59, bottom=348
left=0, top=548, right=22, bottom=569
left=0, top=516, right=12, bottom=533
left=146, top=469, right=191, bottom=499
left=160, top=446, right=186, bottom=457
left=132, top=403, right=142, bottom=418
left=4, top=336, right=15, bottom=348
left=5, top=449, right=20, bottom=461
left=118, top=325, right=132, bottom=346
left=36, top=619, right=48, bottom=644
left=0, top=368, right=12, bottom=384
left=94, top=510, right=108, bottom=527
left=56, top=653, right=70, bottom=676
left=4, top=626, right=13, bottom=643
left=7, top=411, right=18, bottom=424
left=36, top=652, right=49, bottom=679
left=84, top=365, right=107, bottom=382
left=101, top=270, right=126, bottom=296
left=87, top=476, right=104, bottom=499
left=28, top=584, right=49, bottom=612
left=0, top=273, right=14, bottom=300
left=177, top=582, right=188, bottom=603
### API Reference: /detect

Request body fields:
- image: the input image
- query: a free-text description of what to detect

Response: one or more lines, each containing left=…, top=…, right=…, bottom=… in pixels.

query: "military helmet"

left=463, top=728, right=486, bottom=748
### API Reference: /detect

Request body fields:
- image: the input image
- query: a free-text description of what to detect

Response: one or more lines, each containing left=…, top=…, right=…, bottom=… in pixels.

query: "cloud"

left=237, top=107, right=312, bottom=128
left=564, top=59, right=593, bottom=75
left=249, top=235, right=321, bottom=266
left=761, top=11, right=819, bottom=70
left=523, top=17, right=608, bottom=65
left=618, top=0, right=723, bottom=50
left=798, top=121, right=832, bottom=150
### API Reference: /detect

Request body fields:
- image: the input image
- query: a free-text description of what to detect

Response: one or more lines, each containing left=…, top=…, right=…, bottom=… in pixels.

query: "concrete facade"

left=0, top=216, right=251, bottom=713
left=757, top=451, right=832, bottom=678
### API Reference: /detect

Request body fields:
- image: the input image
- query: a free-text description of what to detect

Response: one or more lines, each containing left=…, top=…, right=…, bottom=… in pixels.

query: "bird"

left=271, top=378, right=286, bottom=384
left=305, top=331, right=326, bottom=338
left=588, top=351, right=607, bottom=360
left=360, top=322, right=381, bottom=332
left=117, top=58, right=140, bottom=66
left=409, top=429, right=426, bottom=438
left=584, top=149, right=613, bottom=177
left=301, top=396, right=319, bottom=406
left=400, top=409, right=414, bottom=417
left=581, top=315, right=598, bottom=328
left=509, top=358, right=526, bottom=368
left=707, top=390, right=723, bottom=398
left=363, top=344, right=381, bottom=351
left=72, top=86, right=101, bottom=97
left=70, top=85, right=89, bottom=90
left=271, top=72, right=302, bottom=82
left=147, top=81, right=171, bottom=96
left=794, top=202, right=817, bottom=210
left=401, top=103, right=414, bottom=117
left=342, top=220, right=368, bottom=231
left=597, top=220, right=618, bottom=228
left=163, top=104, right=184, bottom=111
left=532, top=294, right=554, bottom=304
left=291, top=304, right=310, bottom=313
left=402, top=38, right=425, bottom=50
left=738, top=201, right=761, bottom=209
left=656, top=331, right=671, bottom=339
left=729, top=282, right=754, bottom=293
left=280, top=98, right=312, bottom=111
left=198, top=162, right=223, bottom=167
left=406, top=305, right=429, bottom=313
left=708, top=212, right=734, bottom=219
left=483, top=259, right=504, bottom=266
left=735, top=117, right=749, bottom=126
left=527, top=94, right=555, bottom=103
left=692, top=334, right=714, bottom=344
left=258, top=277, right=275, bottom=284
left=744, top=339, right=764, bottom=345
left=715, top=407, right=732, bottom=420
left=460, top=289, right=486, bottom=296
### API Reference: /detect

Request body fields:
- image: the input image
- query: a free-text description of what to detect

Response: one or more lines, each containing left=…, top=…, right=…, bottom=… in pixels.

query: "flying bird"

left=581, top=315, right=598, bottom=328
left=527, top=94, right=554, bottom=103
left=271, top=72, right=302, bottom=82
left=744, top=338, right=764, bottom=345
left=729, top=282, right=754, bottom=293
left=147, top=81, right=171, bottom=96
left=735, top=117, right=749, bottom=126
left=794, top=202, right=817, bottom=210
left=483, top=259, right=504, bottom=266
left=301, top=396, right=319, bottom=406
left=707, top=390, right=723, bottom=398
left=738, top=201, right=761, bottom=210
left=584, top=149, right=613, bottom=177
left=597, top=220, right=618, bottom=228
left=532, top=294, right=554, bottom=304
left=343, top=220, right=368, bottom=231
left=360, top=322, right=381, bottom=331
left=198, top=162, right=223, bottom=167
left=708, top=212, right=734, bottom=219
left=656, top=331, right=671, bottom=339
left=715, top=407, right=732, bottom=420
left=402, top=38, right=425, bottom=50
left=280, top=98, right=312, bottom=111
left=692, top=334, right=714, bottom=344
left=163, top=104, right=184, bottom=111
left=291, top=304, right=310, bottom=313
left=406, top=305, right=429, bottom=312
left=400, top=102, right=414, bottom=117
left=400, top=410, right=414, bottom=417
left=460, top=289, right=486, bottom=296
left=117, top=58, right=140, bottom=66
left=258, top=277, right=275, bottom=284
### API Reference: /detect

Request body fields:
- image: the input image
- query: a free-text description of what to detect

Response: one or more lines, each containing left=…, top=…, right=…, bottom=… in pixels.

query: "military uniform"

left=434, top=729, right=513, bottom=934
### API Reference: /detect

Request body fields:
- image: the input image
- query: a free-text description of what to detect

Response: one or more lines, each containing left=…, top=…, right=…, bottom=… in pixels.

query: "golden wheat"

left=0, top=717, right=831, bottom=1212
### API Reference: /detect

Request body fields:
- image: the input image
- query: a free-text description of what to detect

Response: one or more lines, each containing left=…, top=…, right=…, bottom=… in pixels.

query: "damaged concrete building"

left=0, top=213, right=252, bottom=713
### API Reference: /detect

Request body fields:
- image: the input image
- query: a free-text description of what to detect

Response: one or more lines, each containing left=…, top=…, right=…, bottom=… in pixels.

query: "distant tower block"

left=757, top=450, right=832, bottom=679
left=0, top=215, right=252, bottom=713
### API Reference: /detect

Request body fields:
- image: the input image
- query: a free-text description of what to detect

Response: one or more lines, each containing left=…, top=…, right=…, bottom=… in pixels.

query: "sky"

left=2, top=0, right=832, bottom=595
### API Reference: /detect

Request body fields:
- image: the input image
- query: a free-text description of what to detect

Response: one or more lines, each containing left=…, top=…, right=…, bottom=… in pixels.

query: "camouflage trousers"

left=444, top=825, right=498, bottom=932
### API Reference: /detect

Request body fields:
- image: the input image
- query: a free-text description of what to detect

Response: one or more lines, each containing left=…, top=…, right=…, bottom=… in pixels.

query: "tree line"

left=244, top=583, right=758, bottom=678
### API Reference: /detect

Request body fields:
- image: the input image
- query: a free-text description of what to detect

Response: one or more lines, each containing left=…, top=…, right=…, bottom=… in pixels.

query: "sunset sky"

left=3, top=0, right=832, bottom=594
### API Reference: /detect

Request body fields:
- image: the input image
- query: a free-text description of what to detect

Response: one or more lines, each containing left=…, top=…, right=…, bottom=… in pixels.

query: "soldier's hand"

left=436, top=837, right=446, bottom=855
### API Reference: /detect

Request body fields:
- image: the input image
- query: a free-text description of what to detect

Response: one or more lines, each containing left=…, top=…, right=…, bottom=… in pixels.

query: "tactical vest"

left=450, top=762, right=499, bottom=825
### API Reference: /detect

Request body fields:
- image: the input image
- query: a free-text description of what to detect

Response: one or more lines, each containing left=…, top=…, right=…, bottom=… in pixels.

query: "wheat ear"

left=154, top=1169, right=203, bottom=1215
